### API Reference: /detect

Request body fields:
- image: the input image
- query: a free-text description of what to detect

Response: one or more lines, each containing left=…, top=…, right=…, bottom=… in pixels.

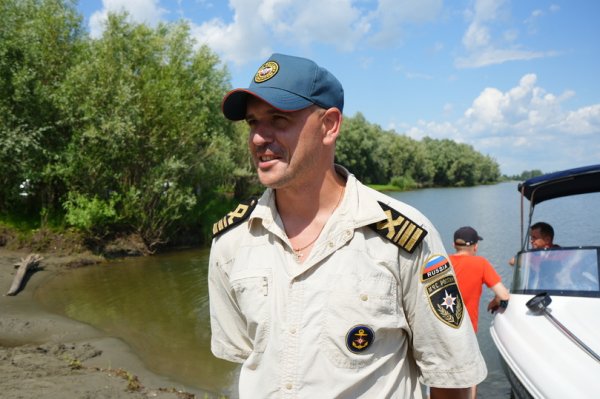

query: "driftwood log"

left=6, top=253, right=43, bottom=296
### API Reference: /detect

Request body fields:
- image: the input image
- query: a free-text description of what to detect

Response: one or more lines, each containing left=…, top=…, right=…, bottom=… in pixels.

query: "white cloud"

left=403, top=120, right=461, bottom=141
left=460, top=73, right=571, bottom=135
left=189, top=0, right=367, bottom=65
left=367, top=0, right=443, bottom=46
left=558, top=105, right=600, bottom=135
left=462, top=22, right=491, bottom=50
left=399, top=74, right=600, bottom=174
left=188, top=0, right=443, bottom=65
left=190, top=0, right=273, bottom=65
left=457, top=0, right=557, bottom=68
left=89, top=0, right=167, bottom=38
left=278, top=0, right=367, bottom=51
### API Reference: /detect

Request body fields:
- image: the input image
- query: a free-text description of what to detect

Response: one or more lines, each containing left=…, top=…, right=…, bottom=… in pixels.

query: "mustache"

left=254, top=144, right=282, bottom=155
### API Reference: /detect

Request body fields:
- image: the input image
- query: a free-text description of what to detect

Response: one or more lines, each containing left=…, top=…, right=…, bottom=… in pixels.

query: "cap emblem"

left=254, top=61, right=279, bottom=83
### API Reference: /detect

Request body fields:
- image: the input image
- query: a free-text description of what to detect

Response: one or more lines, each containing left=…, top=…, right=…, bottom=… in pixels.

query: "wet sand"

left=0, top=249, right=212, bottom=399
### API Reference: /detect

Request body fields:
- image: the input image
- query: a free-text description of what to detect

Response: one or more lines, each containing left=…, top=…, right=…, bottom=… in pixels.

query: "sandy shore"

left=0, top=249, right=215, bottom=399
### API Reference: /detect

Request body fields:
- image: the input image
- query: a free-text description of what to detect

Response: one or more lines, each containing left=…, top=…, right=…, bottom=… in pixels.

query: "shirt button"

left=344, top=230, right=352, bottom=239
left=328, top=241, right=334, bottom=248
left=286, top=383, right=293, bottom=390
left=360, top=294, right=368, bottom=301
left=289, top=327, right=297, bottom=334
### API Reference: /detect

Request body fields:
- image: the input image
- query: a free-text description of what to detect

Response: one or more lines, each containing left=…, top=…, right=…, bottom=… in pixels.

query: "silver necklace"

left=292, top=187, right=345, bottom=259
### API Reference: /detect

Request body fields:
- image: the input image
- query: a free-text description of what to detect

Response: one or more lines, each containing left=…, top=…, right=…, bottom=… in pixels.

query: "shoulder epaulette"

left=212, top=197, right=258, bottom=238
left=369, top=201, right=428, bottom=253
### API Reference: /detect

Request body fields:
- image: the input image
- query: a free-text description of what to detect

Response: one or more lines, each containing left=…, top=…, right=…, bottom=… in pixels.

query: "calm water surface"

left=34, top=181, right=600, bottom=398
left=35, top=249, right=240, bottom=398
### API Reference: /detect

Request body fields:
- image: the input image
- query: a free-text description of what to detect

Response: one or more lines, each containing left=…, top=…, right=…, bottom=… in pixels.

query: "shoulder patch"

left=212, top=197, right=258, bottom=238
left=369, top=201, right=428, bottom=253
left=425, top=274, right=464, bottom=329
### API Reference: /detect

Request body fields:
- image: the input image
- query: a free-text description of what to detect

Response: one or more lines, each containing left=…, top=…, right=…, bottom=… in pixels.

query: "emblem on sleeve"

left=421, top=254, right=451, bottom=282
left=212, top=197, right=258, bottom=238
left=346, top=325, right=374, bottom=353
left=425, top=275, right=464, bottom=329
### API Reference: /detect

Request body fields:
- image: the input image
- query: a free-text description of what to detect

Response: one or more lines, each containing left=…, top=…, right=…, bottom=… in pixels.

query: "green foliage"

left=336, top=113, right=387, bottom=184
left=510, top=169, right=544, bottom=181
left=390, top=175, right=417, bottom=191
left=55, top=13, right=244, bottom=248
left=0, top=0, right=84, bottom=215
left=337, top=114, right=501, bottom=187
left=63, top=192, right=119, bottom=235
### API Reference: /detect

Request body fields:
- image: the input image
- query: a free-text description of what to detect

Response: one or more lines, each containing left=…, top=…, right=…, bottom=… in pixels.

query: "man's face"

left=530, top=228, right=551, bottom=249
left=245, top=97, right=325, bottom=189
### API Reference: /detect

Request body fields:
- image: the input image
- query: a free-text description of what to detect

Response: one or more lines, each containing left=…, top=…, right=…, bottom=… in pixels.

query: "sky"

left=76, top=0, right=600, bottom=176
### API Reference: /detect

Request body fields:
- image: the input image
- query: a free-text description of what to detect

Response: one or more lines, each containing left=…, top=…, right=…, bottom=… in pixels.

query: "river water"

left=34, top=181, right=600, bottom=398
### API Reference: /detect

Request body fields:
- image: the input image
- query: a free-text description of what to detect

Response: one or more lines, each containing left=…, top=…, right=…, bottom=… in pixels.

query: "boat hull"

left=490, top=294, right=600, bottom=398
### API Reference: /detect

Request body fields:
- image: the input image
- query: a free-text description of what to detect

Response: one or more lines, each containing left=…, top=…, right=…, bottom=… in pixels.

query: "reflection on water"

left=34, top=182, right=600, bottom=399
left=34, top=249, right=239, bottom=397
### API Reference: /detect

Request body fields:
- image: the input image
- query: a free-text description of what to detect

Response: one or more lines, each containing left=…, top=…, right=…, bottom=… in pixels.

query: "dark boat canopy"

left=518, top=164, right=600, bottom=205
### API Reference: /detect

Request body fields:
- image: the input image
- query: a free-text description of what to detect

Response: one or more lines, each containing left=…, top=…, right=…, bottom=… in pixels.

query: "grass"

left=368, top=184, right=403, bottom=192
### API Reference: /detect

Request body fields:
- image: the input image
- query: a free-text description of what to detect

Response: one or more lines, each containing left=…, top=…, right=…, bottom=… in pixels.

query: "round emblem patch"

left=345, top=325, right=374, bottom=353
left=254, top=61, right=279, bottom=83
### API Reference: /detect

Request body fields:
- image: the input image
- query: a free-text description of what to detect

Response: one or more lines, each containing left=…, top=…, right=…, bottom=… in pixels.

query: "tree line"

left=0, top=0, right=501, bottom=251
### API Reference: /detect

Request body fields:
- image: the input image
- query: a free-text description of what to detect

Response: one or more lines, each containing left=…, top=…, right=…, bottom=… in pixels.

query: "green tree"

left=337, top=113, right=389, bottom=184
left=57, top=14, right=238, bottom=249
left=0, top=0, right=83, bottom=219
left=512, top=169, right=544, bottom=181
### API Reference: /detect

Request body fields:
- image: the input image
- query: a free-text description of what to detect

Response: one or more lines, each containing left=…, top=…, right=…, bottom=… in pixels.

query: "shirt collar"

left=247, top=165, right=387, bottom=232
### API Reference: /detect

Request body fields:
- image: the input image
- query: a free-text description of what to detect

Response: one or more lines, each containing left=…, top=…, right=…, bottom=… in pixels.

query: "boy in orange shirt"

left=450, top=226, right=510, bottom=333
left=450, top=226, right=510, bottom=399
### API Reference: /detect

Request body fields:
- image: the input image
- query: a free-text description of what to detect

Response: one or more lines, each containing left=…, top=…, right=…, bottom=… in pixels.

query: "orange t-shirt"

left=449, top=254, right=501, bottom=332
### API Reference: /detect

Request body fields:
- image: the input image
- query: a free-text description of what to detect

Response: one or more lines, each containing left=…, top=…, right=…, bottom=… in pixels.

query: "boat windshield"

left=512, top=247, right=600, bottom=297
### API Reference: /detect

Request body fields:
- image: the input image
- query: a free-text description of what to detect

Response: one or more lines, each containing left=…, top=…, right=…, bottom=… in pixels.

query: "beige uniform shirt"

left=209, top=168, right=486, bottom=398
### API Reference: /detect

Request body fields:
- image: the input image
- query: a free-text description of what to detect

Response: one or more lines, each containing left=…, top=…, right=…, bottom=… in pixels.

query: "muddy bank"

left=0, top=249, right=218, bottom=399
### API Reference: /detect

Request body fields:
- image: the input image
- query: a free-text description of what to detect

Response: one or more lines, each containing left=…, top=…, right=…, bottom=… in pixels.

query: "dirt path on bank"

left=0, top=249, right=213, bottom=399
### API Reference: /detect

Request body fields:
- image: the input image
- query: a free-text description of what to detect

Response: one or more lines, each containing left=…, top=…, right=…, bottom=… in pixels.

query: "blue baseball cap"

left=222, top=53, right=344, bottom=121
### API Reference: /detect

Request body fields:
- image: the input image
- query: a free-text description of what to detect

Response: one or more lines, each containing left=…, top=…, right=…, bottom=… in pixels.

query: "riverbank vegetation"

left=1, top=0, right=501, bottom=254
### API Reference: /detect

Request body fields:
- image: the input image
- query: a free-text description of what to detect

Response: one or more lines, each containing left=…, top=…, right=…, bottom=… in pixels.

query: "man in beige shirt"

left=209, top=53, right=486, bottom=398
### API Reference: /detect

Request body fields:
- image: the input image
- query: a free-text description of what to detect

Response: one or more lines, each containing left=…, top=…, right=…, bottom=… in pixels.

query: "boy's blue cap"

left=222, top=53, right=344, bottom=121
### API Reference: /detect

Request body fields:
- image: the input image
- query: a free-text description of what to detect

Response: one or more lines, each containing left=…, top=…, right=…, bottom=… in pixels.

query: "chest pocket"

left=319, top=269, right=403, bottom=368
left=230, top=269, right=271, bottom=354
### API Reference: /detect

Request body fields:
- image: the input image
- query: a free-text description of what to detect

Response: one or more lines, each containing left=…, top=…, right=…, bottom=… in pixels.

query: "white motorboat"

left=490, top=164, right=600, bottom=398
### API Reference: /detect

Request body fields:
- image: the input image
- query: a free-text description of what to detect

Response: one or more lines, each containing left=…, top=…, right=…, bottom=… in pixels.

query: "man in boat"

left=509, top=221, right=559, bottom=266
left=208, top=53, right=486, bottom=398
left=529, top=221, right=559, bottom=250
